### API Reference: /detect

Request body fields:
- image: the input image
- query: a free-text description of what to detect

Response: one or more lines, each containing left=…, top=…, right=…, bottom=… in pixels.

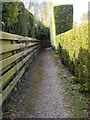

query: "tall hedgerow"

left=54, top=5, right=73, bottom=35
left=56, top=23, right=90, bottom=92
left=50, top=5, right=73, bottom=48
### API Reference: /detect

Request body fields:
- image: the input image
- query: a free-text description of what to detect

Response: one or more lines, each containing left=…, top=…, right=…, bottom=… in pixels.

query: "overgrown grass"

left=50, top=49, right=88, bottom=118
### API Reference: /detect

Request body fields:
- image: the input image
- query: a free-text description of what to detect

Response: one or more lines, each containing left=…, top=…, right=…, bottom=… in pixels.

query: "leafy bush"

left=68, top=76, right=78, bottom=84
left=75, top=84, right=85, bottom=93
left=35, top=21, right=50, bottom=40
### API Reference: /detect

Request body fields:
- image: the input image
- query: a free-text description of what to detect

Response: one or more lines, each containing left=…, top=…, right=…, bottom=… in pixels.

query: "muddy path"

left=3, top=49, right=71, bottom=118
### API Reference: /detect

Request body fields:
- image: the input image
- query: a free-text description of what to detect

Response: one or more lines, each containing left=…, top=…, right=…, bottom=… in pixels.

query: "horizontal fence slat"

left=27, top=43, right=34, bottom=47
left=1, top=31, right=31, bottom=41
left=1, top=50, right=34, bottom=89
left=1, top=31, right=40, bottom=42
left=0, top=31, right=40, bottom=105
left=0, top=47, right=34, bottom=70
left=0, top=43, right=26, bottom=54
left=2, top=67, right=25, bottom=104
left=1, top=67, right=16, bottom=89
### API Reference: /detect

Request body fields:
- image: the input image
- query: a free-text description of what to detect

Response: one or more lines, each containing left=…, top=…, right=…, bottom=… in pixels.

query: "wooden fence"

left=0, top=31, right=40, bottom=105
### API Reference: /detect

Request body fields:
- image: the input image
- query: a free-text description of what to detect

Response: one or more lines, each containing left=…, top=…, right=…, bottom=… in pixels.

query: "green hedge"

left=54, top=5, right=73, bottom=35
left=2, top=2, right=50, bottom=40
left=2, top=2, right=35, bottom=37
left=35, top=21, right=50, bottom=40
left=56, top=23, right=90, bottom=92
left=50, top=5, right=73, bottom=48
left=50, top=6, right=56, bottom=47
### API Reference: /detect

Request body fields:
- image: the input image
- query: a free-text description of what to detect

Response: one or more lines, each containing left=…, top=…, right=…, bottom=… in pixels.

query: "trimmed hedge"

left=50, top=6, right=56, bottom=47
left=50, top=5, right=73, bottom=48
left=56, top=23, right=90, bottom=92
left=54, top=5, right=73, bottom=35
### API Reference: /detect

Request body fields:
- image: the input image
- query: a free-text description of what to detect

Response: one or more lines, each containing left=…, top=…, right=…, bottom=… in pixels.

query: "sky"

left=22, top=0, right=89, bottom=25
left=51, top=0, right=89, bottom=25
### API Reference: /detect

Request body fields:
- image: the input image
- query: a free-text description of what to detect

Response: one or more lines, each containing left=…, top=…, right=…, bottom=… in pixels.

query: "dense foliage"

left=56, top=23, right=90, bottom=92
left=2, top=2, right=35, bottom=37
left=2, top=2, right=19, bottom=32
left=54, top=5, right=73, bottom=35
left=35, top=21, right=50, bottom=40
left=2, top=2, right=50, bottom=39
left=50, top=5, right=73, bottom=48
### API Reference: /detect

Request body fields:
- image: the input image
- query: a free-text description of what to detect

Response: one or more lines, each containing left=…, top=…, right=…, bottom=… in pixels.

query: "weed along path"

left=3, top=49, right=71, bottom=118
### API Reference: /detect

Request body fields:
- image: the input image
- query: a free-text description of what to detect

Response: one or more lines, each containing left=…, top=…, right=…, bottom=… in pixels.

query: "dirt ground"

left=3, top=49, right=72, bottom=118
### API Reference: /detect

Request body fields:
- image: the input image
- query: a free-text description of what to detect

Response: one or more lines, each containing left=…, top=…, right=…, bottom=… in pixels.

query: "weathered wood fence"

left=0, top=31, right=40, bottom=105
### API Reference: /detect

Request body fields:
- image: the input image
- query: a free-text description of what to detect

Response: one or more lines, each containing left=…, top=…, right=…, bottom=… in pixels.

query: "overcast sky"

left=21, top=0, right=89, bottom=24
left=51, top=0, right=89, bottom=24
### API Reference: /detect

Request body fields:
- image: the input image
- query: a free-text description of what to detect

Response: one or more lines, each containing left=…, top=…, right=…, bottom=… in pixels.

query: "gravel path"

left=3, top=49, right=70, bottom=118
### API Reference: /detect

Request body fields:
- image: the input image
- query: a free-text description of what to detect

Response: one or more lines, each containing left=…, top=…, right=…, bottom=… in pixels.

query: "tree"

left=40, top=0, right=52, bottom=27
left=22, top=0, right=41, bottom=21
left=35, top=21, right=50, bottom=40
left=22, top=0, right=52, bottom=26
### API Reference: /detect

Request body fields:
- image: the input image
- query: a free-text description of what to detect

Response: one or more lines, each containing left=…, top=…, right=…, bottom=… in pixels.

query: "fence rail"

left=0, top=31, right=40, bottom=105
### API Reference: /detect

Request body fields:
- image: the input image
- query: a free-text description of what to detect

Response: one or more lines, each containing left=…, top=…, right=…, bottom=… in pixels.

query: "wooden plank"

left=0, top=44, right=37, bottom=73
left=2, top=67, right=25, bottom=104
left=1, top=40, right=13, bottom=59
left=34, top=46, right=39, bottom=50
left=0, top=41, right=2, bottom=55
left=0, top=47, right=33, bottom=70
left=35, top=47, right=40, bottom=52
left=0, top=64, right=12, bottom=76
left=1, top=31, right=39, bottom=42
left=1, top=31, right=25, bottom=41
left=0, top=43, right=26, bottom=54
left=33, top=48, right=39, bottom=56
left=0, top=94, right=2, bottom=107
left=31, top=39, right=40, bottom=42
left=0, top=40, right=14, bottom=75
left=27, top=43, right=34, bottom=47
left=34, top=45, right=39, bottom=49
left=34, top=41, right=40, bottom=43
left=0, top=47, right=33, bottom=74
left=0, top=31, right=40, bottom=105
left=2, top=39, right=11, bottom=45
left=33, top=44, right=40, bottom=47
left=34, top=48, right=40, bottom=56
left=2, top=51, right=13, bottom=60
left=35, top=48, right=39, bottom=54
left=35, top=45, right=40, bottom=48
left=1, top=54, right=38, bottom=104
left=1, top=51, right=34, bottom=89
left=1, top=67, right=16, bottom=89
